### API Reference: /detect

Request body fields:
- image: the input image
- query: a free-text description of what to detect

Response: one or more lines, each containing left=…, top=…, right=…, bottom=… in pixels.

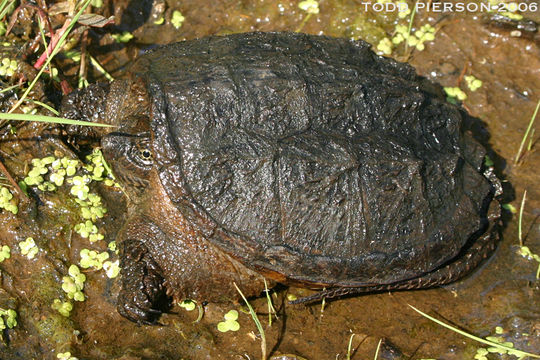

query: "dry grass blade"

left=346, top=333, right=356, bottom=360
left=373, top=338, right=382, bottom=360
left=233, top=282, right=267, bottom=360
left=263, top=279, right=277, bottom=326
left=518, top=190, right=527, bottom=247
left=409, top=305, right=540, bottom=358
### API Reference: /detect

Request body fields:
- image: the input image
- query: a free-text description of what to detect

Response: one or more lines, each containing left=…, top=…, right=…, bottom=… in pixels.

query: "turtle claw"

left=117, top=298, right=162, bottom=325
left=117, top=240, right=171, bottom=324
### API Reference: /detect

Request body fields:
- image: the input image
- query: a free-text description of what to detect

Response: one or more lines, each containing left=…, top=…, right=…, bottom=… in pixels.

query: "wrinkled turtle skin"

left=61, top=32, right=501, bottom=324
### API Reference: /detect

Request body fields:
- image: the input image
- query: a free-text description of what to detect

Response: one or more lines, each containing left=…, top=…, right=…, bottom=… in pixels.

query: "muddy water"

left=0, top=0, right=539, bottom=359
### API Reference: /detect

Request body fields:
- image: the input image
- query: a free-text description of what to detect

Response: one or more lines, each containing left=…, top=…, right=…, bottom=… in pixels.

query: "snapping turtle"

left=61, top=32, right=501, bottom=324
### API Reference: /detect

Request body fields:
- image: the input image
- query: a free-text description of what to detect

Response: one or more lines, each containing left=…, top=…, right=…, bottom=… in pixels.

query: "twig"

left=0, top=158, right=22, bottom=196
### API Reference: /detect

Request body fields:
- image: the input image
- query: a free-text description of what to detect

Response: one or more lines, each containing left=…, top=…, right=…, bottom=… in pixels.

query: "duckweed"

left=444, top=86, right=468, bottom=101
left=217, top=310, right=240, bottom=332
left=102, top=260, right=120, bottom=278
left=171, top=10, right=185, bottom=29
left=76, top=193, right=107, bottom=222
left=57, top=352, right=78, bottom=360
left=85, top=148, right=117, bottom=186
left=15, top=153, right=114, bottom=245
left=287, top=293, right=298, bottom=301
left=179, top=300, right=196, bottom=311
left=376, top=37, right=393, bottom=55
left=0, top=57, right=17, bottom=77
left=111, top=31, right=133, bottom=43
left=517, top=246, right=540, bottom=278
left=0, top=186, right=18, bottom=214
left=74, top=220, right=101, bottom=240
left=0, top=245, right=10, bottom=262
left=397, top=0, right=411, bottom=19
left=19, top=237, right=38, bottom=259
left=502, top=203, right=517, bottom=213
left=474, top=327, right=526, bottom=359
left=70, top=175, right=91, bottom=200
left=79, top=249, right=109, bottom=270
left=61, top=265, right=86, bottom=302
left=392, top=23, right=435, bottom=51
left=107, top=241, right=117, bottom=253
left=51, top=299, right=73, bottom=317
left=0, top=308, right=17, bottom=330
left=298, top=0, right=319, bottom=14
left=465, top=75, right=483, bottom=91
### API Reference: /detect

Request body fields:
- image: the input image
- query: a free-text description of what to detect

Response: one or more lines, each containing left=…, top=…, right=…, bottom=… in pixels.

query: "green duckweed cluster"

left=79, top=249, right=109, bottom=270
left=298, top=0, right=319, bottom=14
left=111, top=31, right=133, bottom=43
left=24, top=150, right=123, bottom=319
left=395, top=23, right=435, bottom=51
left=0, top=245, right=10, bottom=262
left=51, top=299, right=73, bottom=317
left=518, top=246, right=540, bottom=278
left=79, top=248, right=119, bottom=278
left=108, top=240, right=117, bottom=253
left=0, top=57, right=17, bottom=77
left=0, top=308, right=17, bottom=331
left=61, top=265, right=86, bottom=302
left=217, top=309, right=240, bottom=332
left=444, top=87, right=468, bottom=101
left=19, top=237, right=38, bottom=259
left=24, top=156, right=79, bottom=190
left=0, top=186, right=17, bottom=214
left=474, top=327, right=522, bottom=359
left=84, top=148, right=117, bottom=185
left=24, top=150, right=118, bottom=245
left=443, top=75, right=483, bottom=103
left=57, top=352, right=78, bottom=360
left=179, top=300, right=196, bottom=311
left=102, top=259, right=120, bottom=278
left=171, top=10, right=185, bottom=29
left=376, top=1, right=436, bottom=56
left=74, top=220, right=103, bottom=242
left=487, top=0, right=523, bottom=20
left=465, top=75, right=483, bottom=92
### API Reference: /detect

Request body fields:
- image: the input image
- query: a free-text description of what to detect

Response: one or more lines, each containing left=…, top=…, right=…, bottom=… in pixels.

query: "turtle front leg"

left=117, top=239, right=171, bottom=325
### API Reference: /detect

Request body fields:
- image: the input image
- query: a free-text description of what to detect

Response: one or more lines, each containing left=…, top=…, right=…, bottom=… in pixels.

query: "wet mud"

left=0, top=0, right=539, bottom=359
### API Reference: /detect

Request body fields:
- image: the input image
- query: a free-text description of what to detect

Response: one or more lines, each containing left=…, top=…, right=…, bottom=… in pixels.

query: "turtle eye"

left=140, top=149, right=152, bottom=161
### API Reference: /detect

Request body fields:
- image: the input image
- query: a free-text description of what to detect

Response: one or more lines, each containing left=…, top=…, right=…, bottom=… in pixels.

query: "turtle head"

left=101, top=115, right=154, bottom=196
left=61, top=78, right=150, bottom=138
left=61, top=78, right=154, bottom=196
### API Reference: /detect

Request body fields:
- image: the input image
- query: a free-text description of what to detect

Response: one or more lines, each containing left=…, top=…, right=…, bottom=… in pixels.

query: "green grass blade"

left=515, top=99, right=540, bottom=163
left=0, top=0, right=15, bottom=19
left=409, top=305, right=540, bottom=358
left=233, top=282, right=267, bottom=360
left=404, top=1, right=418, bottom=53
left=0, top=84, right=20, bottom=93
left=0, top=113, right=112, bottom=127
left=27, top=100, right=59, bottom=115
left=89, top=55, right=114, bottom=82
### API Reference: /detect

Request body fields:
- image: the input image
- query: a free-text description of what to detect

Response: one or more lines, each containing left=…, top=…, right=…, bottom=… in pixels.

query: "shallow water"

left=0, top=1, right=539, bottom=359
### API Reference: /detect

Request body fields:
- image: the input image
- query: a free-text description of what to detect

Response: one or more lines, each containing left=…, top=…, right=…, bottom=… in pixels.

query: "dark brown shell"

left=128, top=32, right=496, bottom=287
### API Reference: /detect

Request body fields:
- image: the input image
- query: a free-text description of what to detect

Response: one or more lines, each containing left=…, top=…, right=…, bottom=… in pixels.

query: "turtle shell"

left=129, top=32, right=494, bottom=287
